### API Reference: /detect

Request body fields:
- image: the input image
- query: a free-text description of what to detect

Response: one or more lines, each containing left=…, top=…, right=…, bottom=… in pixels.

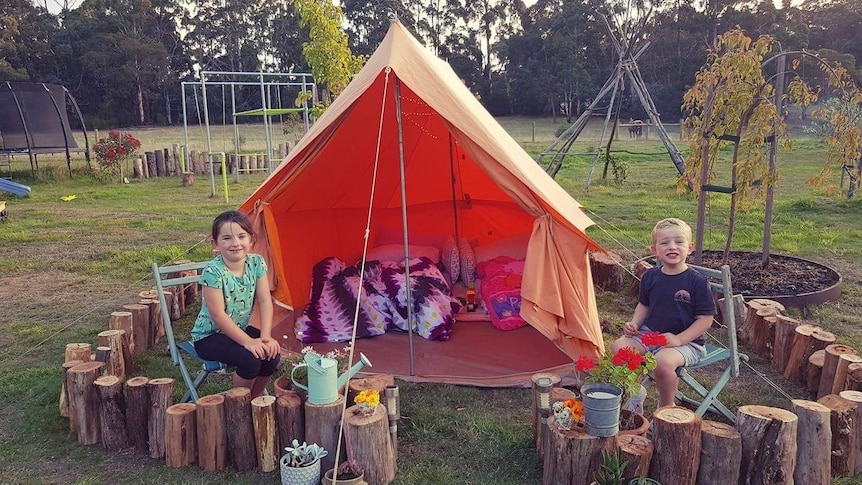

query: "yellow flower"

left=354, top=389, right=380, bottom=407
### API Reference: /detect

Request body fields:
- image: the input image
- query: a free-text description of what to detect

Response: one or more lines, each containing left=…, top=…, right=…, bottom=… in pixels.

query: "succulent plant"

left=336, top=458, right=364, bottom=479
left=284, top=439, right=328, bottom=467
left=593, top=449, right=627, bottom=485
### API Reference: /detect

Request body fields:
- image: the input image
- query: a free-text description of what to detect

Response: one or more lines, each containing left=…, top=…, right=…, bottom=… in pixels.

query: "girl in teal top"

left=192, top=210, right=281, bottom=398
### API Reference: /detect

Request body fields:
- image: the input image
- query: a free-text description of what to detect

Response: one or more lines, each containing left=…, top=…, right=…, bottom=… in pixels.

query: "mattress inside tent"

left=272, top=306, right=578, bottom=388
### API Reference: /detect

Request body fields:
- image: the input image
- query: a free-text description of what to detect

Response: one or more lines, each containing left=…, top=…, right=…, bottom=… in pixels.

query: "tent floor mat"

left=273, top=313, right=577, bottom=388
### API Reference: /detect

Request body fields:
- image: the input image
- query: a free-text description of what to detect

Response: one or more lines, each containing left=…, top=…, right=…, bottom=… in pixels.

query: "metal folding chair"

left=644, top=263, right=747, bottom=423
left=151, top=261, right=229, bottom=403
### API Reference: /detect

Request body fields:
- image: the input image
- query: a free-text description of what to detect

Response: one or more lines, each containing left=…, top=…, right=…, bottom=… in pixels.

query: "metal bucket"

left=581, top=382, right=622, bottom=437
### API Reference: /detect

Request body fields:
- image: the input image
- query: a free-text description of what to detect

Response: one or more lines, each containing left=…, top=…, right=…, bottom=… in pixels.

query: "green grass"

left=2, top=117, right=862, bottom=483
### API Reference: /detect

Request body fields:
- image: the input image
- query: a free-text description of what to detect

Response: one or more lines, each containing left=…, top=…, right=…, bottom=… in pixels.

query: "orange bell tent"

left=240, top=20, right=605, bottom=386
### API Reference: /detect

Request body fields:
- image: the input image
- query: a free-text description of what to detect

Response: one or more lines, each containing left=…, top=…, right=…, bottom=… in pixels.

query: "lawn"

left=1, top=117, right=861, bottom=484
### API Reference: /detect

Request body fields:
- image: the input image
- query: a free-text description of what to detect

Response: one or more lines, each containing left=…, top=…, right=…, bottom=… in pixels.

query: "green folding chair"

left=643, top=263, right=747, bottom=423
left=151, top=261, right=229, bottom=403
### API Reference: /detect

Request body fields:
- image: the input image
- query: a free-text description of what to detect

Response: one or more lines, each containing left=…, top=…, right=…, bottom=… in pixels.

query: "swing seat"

left=643, top=263, right=746, bottom=424
left=151, top=261, right=230, bottom=403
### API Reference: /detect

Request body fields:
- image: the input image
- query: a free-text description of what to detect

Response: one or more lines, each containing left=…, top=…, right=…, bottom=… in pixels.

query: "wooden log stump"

left=550, top=387, right=578, bottom=405
left=808, top=349, right=826, bottom=396
left=122, top=303, right=150, bottom=357
left=165, top=403, right=197, bottom=468
left=252, top=395, right=278, bottom=473
left=784, top=324, right=817, bottom=382
left=818, top=394, right=856, bottom=477
left=147, top=377, right=174, bottom=459
left=839, top=390, right=862, bottom=474
left=305, top=394, right=345, bottom=475
left=67, top=361, right=106, bottom=445
left=741, top=299, right=784, bottom=354
left=792, top=399, right=832, bottom=484
left=542, top=416, right=615, bottom=485
left=737, top=405, right=798, bottom=484
left=65, top=342, right=92, bottom=363
left=142, top=298, right=162, bottom=347
left=696, top=419, right=741, bottom=485
left=225, top=387, right=257, bottom=472
left=124, top=376, right=150, bottom=453
left=649, top=407, right=701, bottom=485
left=771, top=314, right=800, bottom=372
left=97, top=329, right=126, bottom=379
left=182, top=171, right=195, bottom=187
left=60, top=359, right=83, bottom=419
left=347, top=374, right=396, bottom=408
left=616, top=434, right=653, bottom=483
left=134, top=156, right=144, bottom=178
left=834, top=354, right=862, bottom=396
left=94, top=374, right=130, bottom=451
left=589, top=250, right=624, bottom=292
left=109, top=312, right=134, bottom=372
left=276, top=391, right=305, bottom=452
left=154, top=148, right=166, bottom=176
left=818, top=344, right=858, bottom=399
left=345, top=404, right=396, bottom=485
left=94, top=346, right=111, bottom=365
left=196, top=394, right=227, bottom=471
left=847, top=363, right=862, bottom=392
left=627, top=260, right=652, bottom=296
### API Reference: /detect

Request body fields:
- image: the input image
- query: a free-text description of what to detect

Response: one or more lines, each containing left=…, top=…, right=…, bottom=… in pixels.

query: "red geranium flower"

left=641, top=331, right=667, bottom=347
left=576, top=356, right=596, bottom=372
left=626, top=353, right=645, bottom=370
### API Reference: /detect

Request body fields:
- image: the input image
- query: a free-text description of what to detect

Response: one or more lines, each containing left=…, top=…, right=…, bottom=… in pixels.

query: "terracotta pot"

left=618, top=409, right=649, bottom=437
left=274, top=375, right=293, bottom=397
left=320, top=468, right=365, bottom=485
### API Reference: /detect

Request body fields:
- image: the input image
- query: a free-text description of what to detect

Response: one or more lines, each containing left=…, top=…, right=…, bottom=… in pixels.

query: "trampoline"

left=0, top=82, right=91, bottom=176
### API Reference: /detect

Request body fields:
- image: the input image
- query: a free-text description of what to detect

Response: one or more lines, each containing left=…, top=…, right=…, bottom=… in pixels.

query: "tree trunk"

left=542, top=416, right=615, bottom=485
left=123, top=376, right=150, bottom=453
left=589, top=251, right=624, bottom=292
left=696, top=420, right=741, bottom=485
left=818, top=394, right=856, bottom=477
left=838, top=390, right=862, bottom=474
left=344, top=404, right=397, bottom=485
left=649, top=407, right=701, bottom=485
left=784, top=324, right=817, bottom=382
left=808, top=349, right=826, bottom=397
left=276, top=391, right=305, bottom=453
left=60, top=359, right=83, bottom=419
left=737, top=405, right=798, bottom=485
left=94, top=375, right=129, bottom=451
left=771, top=314, right=799, bottom=372
left=305, top=394, right=344, bottom=475
left=65, top=342, right=92, bottom=363
left=165, top=403, right=197, bottom=468
left=96, top=329, right=127, bottom=380
left=68, top=361, right=106, bottom=445
left=251, top=395, right=278, bottom=473
left=147, top=377, right=174, bottom=459
left=109, top=312, right=134, bottom=372
left=818, top=344, right=858, bottom=399
left=196, top=394, right=227, bottom=471
left=225, top=387, right=257, bottom=472
left=616, top=434, right=653, bottom=483
left=791, top=399, right=832, bottom=485
left=122, top=303, right=150, bottom=357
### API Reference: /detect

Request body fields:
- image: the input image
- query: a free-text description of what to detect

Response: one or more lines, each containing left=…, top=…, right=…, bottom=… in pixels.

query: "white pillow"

left=365, top=244, right=441, bottom=264
left=459, top=238, right=476, bottom=285
left=441, top=235, right=460, bottom=283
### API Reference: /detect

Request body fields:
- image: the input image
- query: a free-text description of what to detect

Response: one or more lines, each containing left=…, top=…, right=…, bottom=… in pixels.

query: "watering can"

left=291, top=351, right=373, bottom=405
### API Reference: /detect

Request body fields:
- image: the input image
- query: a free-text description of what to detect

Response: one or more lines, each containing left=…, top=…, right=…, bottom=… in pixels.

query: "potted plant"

left=629, top=478, right=661, bottom=484
left=280, top=440, right=328, bottom=485
left=276, top=344, right=352, bottom=397
left=321, top=458, right=365, bottom=485
left=576, top=333, right=662, bottom=437
left=590, top=449, right=627, bottom=485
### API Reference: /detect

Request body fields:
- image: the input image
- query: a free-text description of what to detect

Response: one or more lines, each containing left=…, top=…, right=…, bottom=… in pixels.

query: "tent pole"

left=394, top=78, right=415, bottom=376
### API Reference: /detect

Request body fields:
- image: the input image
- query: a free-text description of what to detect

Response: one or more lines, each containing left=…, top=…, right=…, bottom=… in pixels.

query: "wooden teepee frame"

left=537, top=13, right=685, bottom=187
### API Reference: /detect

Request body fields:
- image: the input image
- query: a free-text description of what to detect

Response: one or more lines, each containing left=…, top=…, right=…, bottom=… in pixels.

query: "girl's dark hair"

left=211, top=210, right=254, bottom=239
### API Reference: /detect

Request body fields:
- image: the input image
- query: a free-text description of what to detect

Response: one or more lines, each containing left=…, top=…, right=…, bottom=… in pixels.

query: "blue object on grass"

left=0, top=178, right=31, bottom=197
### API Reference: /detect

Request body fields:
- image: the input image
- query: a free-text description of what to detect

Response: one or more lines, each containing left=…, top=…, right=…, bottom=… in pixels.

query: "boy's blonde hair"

left=651, top=218, right=693, bottom=243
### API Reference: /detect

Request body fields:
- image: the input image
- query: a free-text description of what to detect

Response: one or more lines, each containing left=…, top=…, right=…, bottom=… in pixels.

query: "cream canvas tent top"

left=241, top=21, right=605, bottom=385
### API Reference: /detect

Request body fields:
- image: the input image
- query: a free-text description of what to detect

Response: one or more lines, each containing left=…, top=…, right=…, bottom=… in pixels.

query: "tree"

left=342, top=0, right=412, bottom=57
left=0, top=0, right=58, bottom=82
left=293, top=0, right=364, bottom=115
left=682, top=27, right=861, bottom=266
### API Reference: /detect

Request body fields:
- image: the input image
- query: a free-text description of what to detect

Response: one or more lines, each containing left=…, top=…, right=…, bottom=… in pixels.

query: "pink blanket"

left=475, top=256, right=527, bottom=331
